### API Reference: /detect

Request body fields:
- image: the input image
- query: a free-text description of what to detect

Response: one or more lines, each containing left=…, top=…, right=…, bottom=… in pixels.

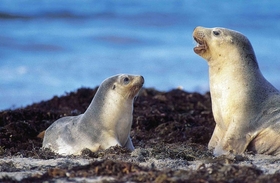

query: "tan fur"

left=42, top=74, right=144, bottom=155
left=37, top=130, right=45, bottom=139
left=193, top=26, right=280, bottom=156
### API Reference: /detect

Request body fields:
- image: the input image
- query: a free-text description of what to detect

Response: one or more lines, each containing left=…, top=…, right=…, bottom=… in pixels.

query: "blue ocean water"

left=1, top=0, right=280, bottom=110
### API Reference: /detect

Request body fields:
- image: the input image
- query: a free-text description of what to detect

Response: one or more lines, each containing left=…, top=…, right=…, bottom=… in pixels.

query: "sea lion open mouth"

left=193, top=26, right=280, bottom=156
left=193, top=36, right=207, bottom=54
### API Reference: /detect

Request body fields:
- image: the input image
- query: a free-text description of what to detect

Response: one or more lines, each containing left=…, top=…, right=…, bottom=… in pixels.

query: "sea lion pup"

left=42, top=74, right=144, bottom=155
left=193, top=26, right=280, bottom=156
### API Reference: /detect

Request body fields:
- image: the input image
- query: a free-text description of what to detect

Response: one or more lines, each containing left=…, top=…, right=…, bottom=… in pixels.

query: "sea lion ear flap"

left=112, top=84, right=116, bottom=90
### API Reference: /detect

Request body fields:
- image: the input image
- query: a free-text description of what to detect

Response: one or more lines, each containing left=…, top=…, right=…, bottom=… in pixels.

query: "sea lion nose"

left=140, top=76, right=144, bottom=84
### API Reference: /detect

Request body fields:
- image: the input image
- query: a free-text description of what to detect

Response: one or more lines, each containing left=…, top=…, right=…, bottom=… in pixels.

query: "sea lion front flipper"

left=208, top=125, right=224, bottom=150
left=214, top=130, right=253, bottom=156
left=124, top=136, right=134, bottom=151
left=37, top=130, right=45, bottom=139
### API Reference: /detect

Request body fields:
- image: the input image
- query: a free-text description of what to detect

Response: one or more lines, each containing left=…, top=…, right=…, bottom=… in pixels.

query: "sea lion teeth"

left=193, top=37, right=206, bottom=54
left=193, top=26, right=280, bottom=156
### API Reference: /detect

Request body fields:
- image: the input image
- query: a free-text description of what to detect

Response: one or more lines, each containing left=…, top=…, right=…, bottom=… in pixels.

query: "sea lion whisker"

left=193, top=26, right=280, bottom=156
left=42, top=74, right=144, bottom=155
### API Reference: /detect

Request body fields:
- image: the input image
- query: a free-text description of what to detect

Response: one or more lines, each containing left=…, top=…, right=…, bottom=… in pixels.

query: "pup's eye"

left=213, top=30, right=220, bottom=36
left=123, top=77, right=130, bottom=84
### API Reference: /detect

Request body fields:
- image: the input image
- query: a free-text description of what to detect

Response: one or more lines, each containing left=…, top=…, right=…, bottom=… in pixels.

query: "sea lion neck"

left=82, top=87, right=133, bottom=128
left=194, top=27, right=280, bottom=156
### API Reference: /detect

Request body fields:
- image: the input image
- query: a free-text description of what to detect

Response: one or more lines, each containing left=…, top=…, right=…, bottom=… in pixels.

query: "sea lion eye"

left=123, top=77, right=130, bottom=85
left=213, top=30, right=220, bottom=36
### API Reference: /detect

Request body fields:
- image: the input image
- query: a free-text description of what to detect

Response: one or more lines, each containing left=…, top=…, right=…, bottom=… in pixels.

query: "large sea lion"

left=42, top=74, right=144, bottom=155
left=193, top=26, right=280, bottom=156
